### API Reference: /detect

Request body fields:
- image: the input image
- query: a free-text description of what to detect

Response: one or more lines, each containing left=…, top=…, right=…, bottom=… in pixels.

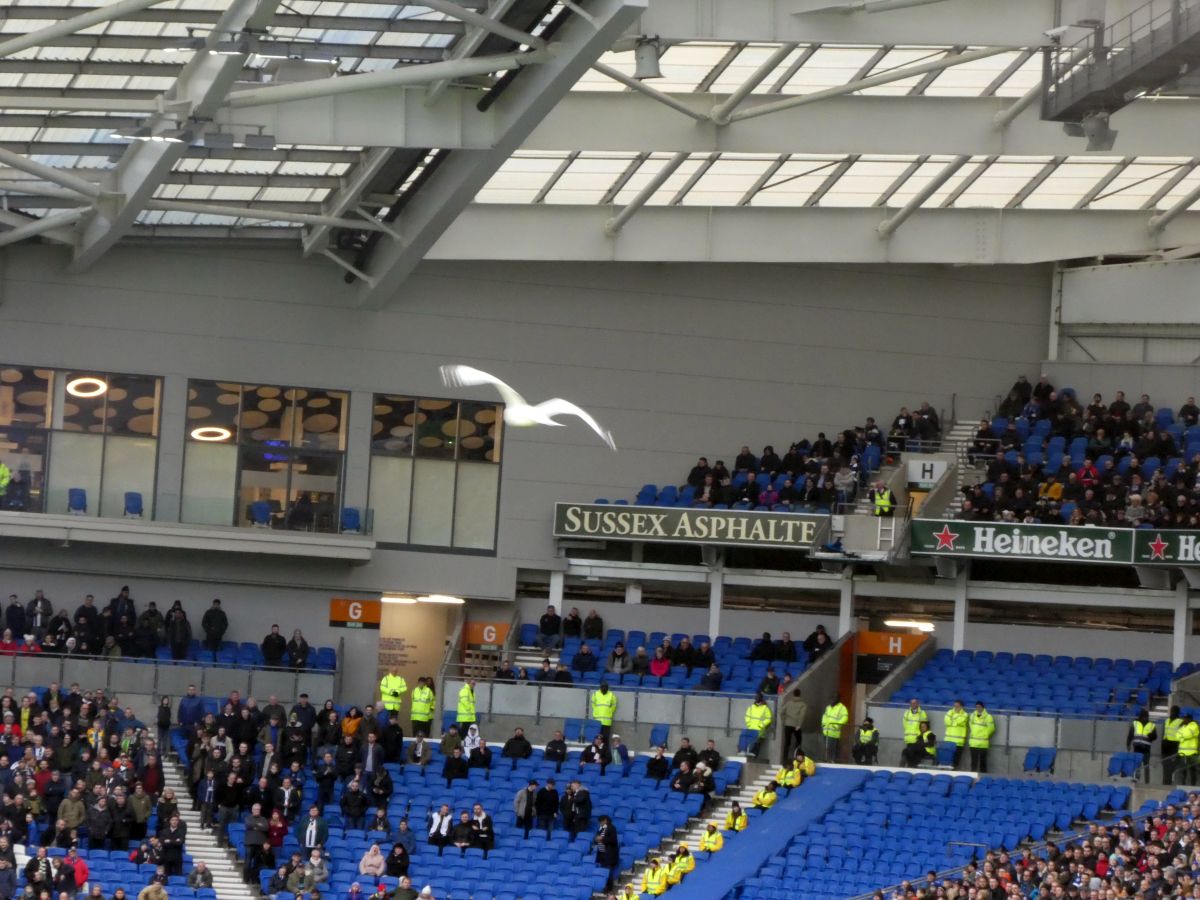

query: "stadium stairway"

left=162, top=752, right=245, bottom=900
left=944, top=418, right=987, bottom=517
left=611, top=764, right=788, bottom=897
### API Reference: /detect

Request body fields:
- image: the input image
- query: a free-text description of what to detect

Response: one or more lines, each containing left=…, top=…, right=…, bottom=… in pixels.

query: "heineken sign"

left=554, top=503, right=829, bottom=550
left=913, top=519, right=1200, bottom=567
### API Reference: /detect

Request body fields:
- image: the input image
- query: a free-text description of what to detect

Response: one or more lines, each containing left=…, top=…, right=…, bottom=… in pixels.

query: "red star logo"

left=933, top=525, right=959, bottom=550
left=1148, top=534, right=1169, bottom=561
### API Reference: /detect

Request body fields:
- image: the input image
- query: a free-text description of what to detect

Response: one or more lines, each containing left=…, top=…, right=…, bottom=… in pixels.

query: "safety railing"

left=1043, top=0, right=1200, bottom=117
left=5, top=652, right=334, bottom=703
left=439, top=671, right=773, bottom=736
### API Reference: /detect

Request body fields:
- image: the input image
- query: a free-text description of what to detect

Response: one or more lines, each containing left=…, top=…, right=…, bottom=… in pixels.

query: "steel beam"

left=0, top=6, right=466, bottom=34
left=225, top=50, right=550, bottom=109
left=709, top=42, right=798, bottom=125
left=426, top=0, right=522, bottom=105
left=604, top=151, right=688, bottom=234
left=0, top=209, right=87, bottom=248
left=69, top=0, right=284, bottom=270
left=416, top=0, right=546, bottom=50
left=0, top=147, right=102, bottom=199
left=635, top=0, right=1087, bottom=46
left=590, top=63, right=710, bottom=121
left=0, top=0, right=172, bottom=59
left=350, top=0, right=648, bottom=308
left=195, top=91, right=1200, bottom=157
left=726, top=47, right=1011, bottom=123
left=425, top=203, right=1200, bottom=265
left=877, top=155, right=969, bottom=237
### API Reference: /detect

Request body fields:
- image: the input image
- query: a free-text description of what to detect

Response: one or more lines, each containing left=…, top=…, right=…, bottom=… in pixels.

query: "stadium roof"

left=2, top=0, right=1200, bottom=306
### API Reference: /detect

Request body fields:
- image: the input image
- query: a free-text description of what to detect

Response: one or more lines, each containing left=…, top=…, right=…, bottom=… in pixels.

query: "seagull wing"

left=534, top=398, right=618, bottom=451
left=439, top=364, right=526, bottom=408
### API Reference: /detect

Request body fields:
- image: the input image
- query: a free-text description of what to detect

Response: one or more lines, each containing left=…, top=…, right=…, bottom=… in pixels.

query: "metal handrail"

left=1044, top=0, right=1200, bottom=114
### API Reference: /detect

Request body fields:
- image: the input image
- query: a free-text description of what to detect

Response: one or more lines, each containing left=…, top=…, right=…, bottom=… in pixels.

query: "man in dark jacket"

left=543, top=731, right=567, bottom=773
left=534, top=780, right=559, bottom=838
left=564, top=781, right=591, bottom=841
left=501, top=728, right=532, bottom=768
left=261, top=625, right=287, bottom=667
left=201, top=599, right=228, bottom=653
left=158, top=813, right=187, bottom=876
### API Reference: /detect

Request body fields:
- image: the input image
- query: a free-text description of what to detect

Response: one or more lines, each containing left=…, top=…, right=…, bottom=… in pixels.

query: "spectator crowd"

left=647, top=402, right=941, bottom=513
left=0, top=587, right=320, bottom=671
left=878, top=795, right=1200, bottom=899
left=960, top=374, right=1200, bottom=529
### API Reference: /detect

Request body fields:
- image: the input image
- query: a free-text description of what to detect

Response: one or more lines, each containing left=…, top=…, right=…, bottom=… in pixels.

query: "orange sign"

left=464, top=621, right=510, bottom=648
left=329, top=598, right=381, bottom=629
left=856, top=631, right=928, bottom=656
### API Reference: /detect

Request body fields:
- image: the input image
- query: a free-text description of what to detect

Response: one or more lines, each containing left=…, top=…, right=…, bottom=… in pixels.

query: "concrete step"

left=161, top=751, right=251, bottom=900
left=610, top=769, right=779, bottom=897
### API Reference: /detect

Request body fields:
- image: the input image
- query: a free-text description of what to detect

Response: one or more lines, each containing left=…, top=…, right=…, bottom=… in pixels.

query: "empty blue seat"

left=67, top=487, right=87, bottom=514
left=123, top=491, right=143, bottom=517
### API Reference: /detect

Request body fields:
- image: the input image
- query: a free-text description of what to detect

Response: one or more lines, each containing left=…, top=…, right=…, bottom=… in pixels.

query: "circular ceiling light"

left=66, top=377, right=107, bottom=398
left=190, top=426, right=232, bottom=442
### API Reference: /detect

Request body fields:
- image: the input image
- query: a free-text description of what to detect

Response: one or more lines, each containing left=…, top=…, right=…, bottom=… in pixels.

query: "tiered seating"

left=888, top=648, right=1175, bottom=717
left=193, top=727, right=743, bottom=900
left=734, top=771, right=1129, bottom=900
left=515, top=627, right=808, bottom=694
left=149, top=639, right=337, bottom=671
left=24, top=848, right=204, bottom=899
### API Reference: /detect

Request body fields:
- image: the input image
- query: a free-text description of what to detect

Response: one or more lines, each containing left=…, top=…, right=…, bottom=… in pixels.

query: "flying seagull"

left=440, top=364, right=617, bottom=451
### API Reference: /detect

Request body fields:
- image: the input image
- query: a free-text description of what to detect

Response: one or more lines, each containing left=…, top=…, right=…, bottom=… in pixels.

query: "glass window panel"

left=372, top=395, right=415, bottom=455
left=237, top=445, right=289, bottom=527
left=0, top=366, right=51, bottom=429
left=45, top=431, right=103, bottom=516
left=0, top=428, right=47, bottom=512
left=181, top=442, right=237, bottom=526
left=409, top=458, right=455, bottom=545
left=60, top=371, right=108, bottom=434
left=240, top=384, right=291, bottom=445
left=458, top=401, right=501, bottom=462
left=413, top=399, right=457, bottom=459
left=106, top=374, right=160, bottom=437
left=369, top=455, right=412, bottom=543
left=295, top=389, right=348, bottom=452
left=100, top=435, right=156, bottom=518
left=187, top=380, right=243, bottom=443
left=453, top=462, right=499, bottom=550
left=288, top=453, right=342, bottom=533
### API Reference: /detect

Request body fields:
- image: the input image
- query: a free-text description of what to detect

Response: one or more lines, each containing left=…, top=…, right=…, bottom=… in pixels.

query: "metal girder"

left=301, top=147, right=393, bottom=255
left=0, top=209, right=89, bottom=248
left=427, top=203, right=1200, bottom=265
left=0, top=143, right=357, bottom=164
left=206, top=90, right=1200, bottom=158
left=0, top=0, right=172, bottom=59
left=1075, top=157, right=1135, bottom=209
left=69, top=0, right=284, bottom=270
left=349, top=0, right=648, bottom=308
left=1005, top=156, right=1066, bottom=209
left=634, top=0, right=1096, bottom=47
left=425, top=0, right=522, bottom=105
left=0, top=6, right=468, bottom=34
left=0, top=209, right=77, bottom=246
left=0, top=33, right=449, bottom=60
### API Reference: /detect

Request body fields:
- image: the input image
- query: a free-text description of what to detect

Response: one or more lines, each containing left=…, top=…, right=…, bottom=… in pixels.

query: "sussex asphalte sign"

left=553, top=503, right=829, bottom=550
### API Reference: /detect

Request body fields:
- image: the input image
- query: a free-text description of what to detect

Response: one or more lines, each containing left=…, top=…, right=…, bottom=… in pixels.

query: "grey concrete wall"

left=6, top=654, right=333, bottom=706
left=0, top=246, right=1051, bottom=706
left=0, top=245, right=1051, bottom=578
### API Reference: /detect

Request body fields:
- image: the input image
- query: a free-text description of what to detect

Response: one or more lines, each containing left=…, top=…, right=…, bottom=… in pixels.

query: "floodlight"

left=633, top=38, right=662, bottom=80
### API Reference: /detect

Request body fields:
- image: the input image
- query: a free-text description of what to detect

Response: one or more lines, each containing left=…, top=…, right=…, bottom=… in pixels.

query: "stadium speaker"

left=634, top=38, right=663, bottom=80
